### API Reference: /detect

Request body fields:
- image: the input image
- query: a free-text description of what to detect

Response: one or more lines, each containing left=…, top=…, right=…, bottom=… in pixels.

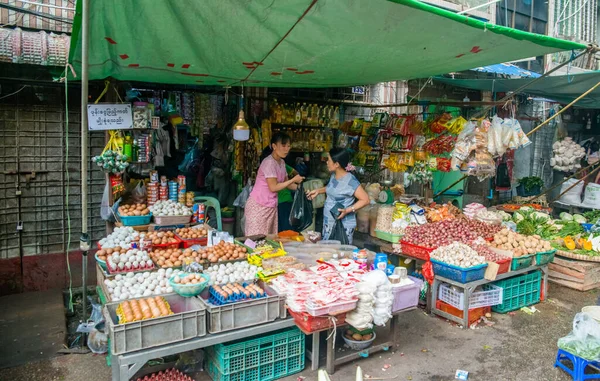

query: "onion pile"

left=470, top=238, right=506, bottom=262
left=430, top=242, right=486, bottom=268
left=135, top=369, right=193, bottom=381
left=403, top=218, right=501, bottom=248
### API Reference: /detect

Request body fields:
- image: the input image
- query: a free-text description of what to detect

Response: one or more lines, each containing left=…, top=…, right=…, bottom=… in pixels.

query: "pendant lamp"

left=233, top=84, right=250, bottom=141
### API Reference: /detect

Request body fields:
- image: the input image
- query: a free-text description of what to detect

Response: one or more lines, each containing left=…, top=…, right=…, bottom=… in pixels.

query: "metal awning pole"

left=80, top=0, right=90, bottom=325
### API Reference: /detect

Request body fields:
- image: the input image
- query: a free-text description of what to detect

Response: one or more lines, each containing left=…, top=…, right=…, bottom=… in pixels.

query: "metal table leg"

left=311, top=331, right=320, bottom=371
left=326, top=328, right=335, bottom=374
left=463, top=285, right=475, bottom=328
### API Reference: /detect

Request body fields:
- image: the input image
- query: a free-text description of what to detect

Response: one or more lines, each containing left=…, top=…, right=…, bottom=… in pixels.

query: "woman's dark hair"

left=259, top=132, right=291, bottom=162
left=329, top=148, right=350, bottom=169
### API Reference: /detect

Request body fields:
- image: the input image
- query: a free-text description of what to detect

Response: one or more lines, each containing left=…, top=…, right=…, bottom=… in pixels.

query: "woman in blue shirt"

left=307, top=148, right=369, bottom=244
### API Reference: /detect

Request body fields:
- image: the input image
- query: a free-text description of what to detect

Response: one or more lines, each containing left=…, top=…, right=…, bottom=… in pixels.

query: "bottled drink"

left=301, top=103, right=308, bottom=125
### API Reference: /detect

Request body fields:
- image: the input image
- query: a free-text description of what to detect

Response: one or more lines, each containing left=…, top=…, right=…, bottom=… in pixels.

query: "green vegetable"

left=558, top=221, right=585, bottom=237
left=573, top=214, right=587, bottom=223
left=560, top=212, right=574, bottom=222
left=513, top=212, right=524, bottom=222
left=533, top=212, right=550, bottom=221
left=498, top=211, right=512, bottom=221
left=583, top=210, right=600, bottom=224
left=518, top=176, right=544, bottom=193
left=520, top=206, right=533, bottom=212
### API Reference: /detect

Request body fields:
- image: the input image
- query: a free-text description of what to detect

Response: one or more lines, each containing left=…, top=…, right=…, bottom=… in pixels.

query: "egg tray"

left=106, top=260, right=156, bottom=275
left=208, top=282, right=267, bottom=306
left=115, top=297, right=174, bottom=324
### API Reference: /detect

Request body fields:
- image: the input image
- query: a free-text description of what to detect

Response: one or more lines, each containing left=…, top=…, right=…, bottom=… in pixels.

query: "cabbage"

left=573, top=214, right=587, bottom=223
left=534, top=212, right=550, bottom=221
left=513, top=212, right=524, bottom=222
left=560, top=212, right=574, bottom=221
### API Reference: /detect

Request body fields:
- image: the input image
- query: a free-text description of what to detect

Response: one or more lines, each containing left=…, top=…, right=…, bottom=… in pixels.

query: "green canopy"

left=435, top=71, right=600, bottom=108
left=69, top=0, right=586, bottom=87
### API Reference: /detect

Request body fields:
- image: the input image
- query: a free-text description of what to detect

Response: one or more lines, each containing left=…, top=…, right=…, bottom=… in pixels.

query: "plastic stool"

left=194, top=196, right=222, bottom=231
left=555, top=349, right=600, bottom=381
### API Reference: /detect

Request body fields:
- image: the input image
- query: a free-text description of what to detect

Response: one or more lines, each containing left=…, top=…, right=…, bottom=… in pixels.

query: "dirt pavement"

left=0, top=283, right=597, bottom=381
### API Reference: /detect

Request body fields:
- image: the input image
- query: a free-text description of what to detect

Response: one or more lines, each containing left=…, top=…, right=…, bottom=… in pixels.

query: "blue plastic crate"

left=430, top=259, right=487, bottom=283
left=492, top=271, right=541, bottom=313
left=118, top=213, right=152, bottom=226
left=206, top=327, right=305, bottom=381
left=208, top=282, right=267, bottom=305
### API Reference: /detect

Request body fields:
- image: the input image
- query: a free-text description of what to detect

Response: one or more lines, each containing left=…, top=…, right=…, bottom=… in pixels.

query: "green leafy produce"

left=513, top=212, right=525, bottom=223
left=573, top=214, right=587, bottom=223
left=584, top=210, right=600, bottom=224
left=558, top=221, right=585, bottom=237
left=518, top=176, right=544, bottom=192
left=516, top=211, right=552, bottom=237
left=560, top=212, right=574, bottom=221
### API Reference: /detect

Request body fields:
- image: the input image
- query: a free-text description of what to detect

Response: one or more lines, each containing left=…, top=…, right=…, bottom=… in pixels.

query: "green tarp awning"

left=435, top=71, right=600, bottom=108
left=69, top=0, right=587, bottom=87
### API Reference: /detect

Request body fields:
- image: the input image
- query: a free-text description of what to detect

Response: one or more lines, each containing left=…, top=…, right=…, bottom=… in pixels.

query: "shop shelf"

left=289, top=310, right=346, bottom=333
left=374, top=230, right=403, bottom=244
left=118, top=213, right=152, bottom=226
left=435, top=300, right=490, bottom=326
left=399, top=240, right=434, bottom=261
left=492, top=271, right=541, bottom=313
left=199, top=282, right=287, bottom=334
left=104, top=294, right=206, bottom=355
left=511, top=254, right=534, bottom=271
left=430, top=259, right=487, bottom=283
left=535, top=249, right=556, bottom=266
left=206, top=327, right=305, bottom=381
left=438, top=283, right=503, bottom=310
left=391, top=276, right=422, bottom=312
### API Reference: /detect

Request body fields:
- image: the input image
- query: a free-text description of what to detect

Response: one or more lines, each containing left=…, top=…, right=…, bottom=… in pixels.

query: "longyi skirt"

left=244, top=197, right=278, bottom=236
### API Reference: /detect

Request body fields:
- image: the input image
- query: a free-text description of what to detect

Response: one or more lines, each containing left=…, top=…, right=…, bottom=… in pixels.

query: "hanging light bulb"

left=233, top=83, right=250, bottom=141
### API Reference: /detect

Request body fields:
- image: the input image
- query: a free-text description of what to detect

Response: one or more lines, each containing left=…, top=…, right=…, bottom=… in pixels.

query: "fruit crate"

left=438, top=283, right=503, bottom=310
left=399, top=240, right=434, bottom=261
left=289, top=310, right=346, bottom=333
left=511, top=254, right=534, bottom=271
left=206, top=327, right=305, bottom=381
left=430, top=259, right=487, bottom=283
left=534, top=249, right=556, bottom=266
left=492, top=271, right=541, bottom=313
left=435, top=300, right=490, bottom=326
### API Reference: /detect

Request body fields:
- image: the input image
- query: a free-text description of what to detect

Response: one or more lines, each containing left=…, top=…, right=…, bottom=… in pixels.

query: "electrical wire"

left=0, top=3, right=73, bottom=24
left=13, top=0, right=75, bottom=11
left=64, top=66, right=73, bottom=313
left=0, top=85, right=28, bottom=100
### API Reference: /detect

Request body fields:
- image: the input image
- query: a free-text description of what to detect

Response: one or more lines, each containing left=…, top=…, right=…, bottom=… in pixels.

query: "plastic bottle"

left=309, top=130, right=316, bottom=151
left=275, top=103, right=283, bottom=123
left=270, top=99, right=278, bottom=122
left=295, top=103, right=302, bottom=125
left=301, top=103, right=308, bottom=125
left=332, top=106, right=340, bottom=129
left=123, top=135, right=132, bottom=162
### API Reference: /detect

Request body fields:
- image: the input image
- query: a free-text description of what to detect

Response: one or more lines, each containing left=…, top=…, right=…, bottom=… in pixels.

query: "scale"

left=378, top=169, right=395, bottom=204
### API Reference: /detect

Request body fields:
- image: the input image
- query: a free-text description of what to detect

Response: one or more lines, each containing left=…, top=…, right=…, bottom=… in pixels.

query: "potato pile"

left=176, top=227, right=208, bottom=240
left=344, top=329, right=373, bottom=342
left=118, top=203, right=150, bottom=216
left=197, top=241, right=247, bottom=263
left=146, top=231, right=179, bottom=245
left=96, top=246, right=128, bottom=261
left=490, top=228, right=552, bottom=257
left=150, top=248, right=201, bottom=268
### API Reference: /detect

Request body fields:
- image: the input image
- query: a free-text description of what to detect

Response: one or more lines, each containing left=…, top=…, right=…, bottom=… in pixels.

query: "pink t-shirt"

left=250, top=155, right=287, bottom=208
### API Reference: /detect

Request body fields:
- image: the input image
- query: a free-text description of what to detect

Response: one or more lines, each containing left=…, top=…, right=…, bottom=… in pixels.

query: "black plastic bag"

left=329, top=217, right=349, bottom=245
left=289, top=183, right=313, bottom=231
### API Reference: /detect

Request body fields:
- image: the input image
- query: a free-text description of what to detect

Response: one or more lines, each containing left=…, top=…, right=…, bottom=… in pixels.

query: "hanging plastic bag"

left=557, top=312, right=600, bottom=361
left=289, top=183, right=313, bottom=231
left=233, top=179, right=253, bottom=208
left=330, top=217, right=349, bottom=245
left=130, top=181, right=146, bottom=204
left=100, top=183, right=112, bottom=221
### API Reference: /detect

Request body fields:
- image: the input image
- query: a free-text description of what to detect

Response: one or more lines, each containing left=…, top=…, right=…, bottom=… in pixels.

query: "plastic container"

left=430, top=259, right=487, bottom=283
left=399, top=240, right=434, bottom=261
left=375, top=229, right=403, bottom=243
left=516, top=183, right=541, bottom=197
left=153, top=214, right=192, bottom=226
left=511, top=254, right=534, bottom=271
left=369, top=205, right=379, bottom=237
left=438, top=283, right=503, bottom=310
left=222, top=217, right=235, bottom=236
left=118, top=213, right=152, bottom=226
left=435, top=300, right=491, bottom=326
left=199, top=282, right=286, bottom=334
left=95, top=253, right=108, bottom=272
left=492, top=271, right=541, bottom=313
left=582, top=223, right=594, bottom=233
left=582, top=306, right=600, bottom=322
left=342, top=332, right=376, bottom=351
left=289, top=310, right=346, bottom=333
left=391, top=276, right=423, bottom=312
left=356, top=206, right=370, bottom=233
left=534, top=249, right=556, bottom=266
left=104, top=294, right=206, bottom=355
left=495, top=256, right=512, bottom=275
left=169, top=273, right=209, bottom=297
left=304, top=298, right=357, bottom=317
left=206, top=327, right=304, bottom=381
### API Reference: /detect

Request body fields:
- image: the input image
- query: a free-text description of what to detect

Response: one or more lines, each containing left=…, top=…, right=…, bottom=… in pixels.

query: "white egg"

left=148, top=283, right=156, bottom=291
left=109, top=280, right=117, bottom=288
left=158, top=268, right=166, bottom=275
left=132, top=260, right=139, bottom=268
left=159, top=280, right=166, bottom=287
left=166, top=268, right=173, bottom=275
left=146, top=260, right=153, bottom=267
left=104, top=279, right=111, bottom=286
left=133, top=293, right=141, bottom=298
left=123, top=281, right=132, bottom=288
left=118, top=262, right=125, bottom=270
left=125, top=262, right=132, bottom=269
left=154, top=289, right=162, bottom=295
left=143, top=290, right=152, bottom=297
left=222, top=276, right=229, bottom=284
left=115, top=274, right=123, bottom=281
left=166, top=287, right=173, bottom=293
left=143, top=272, right=150, bottom=278
left=121, top=292, right=129, bottom=299
left=113, top=289, right=121, bottom=297
left=126, top=272, right=135, bottom=278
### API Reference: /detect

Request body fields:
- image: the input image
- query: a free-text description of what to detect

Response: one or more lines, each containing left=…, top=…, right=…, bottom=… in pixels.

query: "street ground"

left=0, top=283, right=598, bottom=381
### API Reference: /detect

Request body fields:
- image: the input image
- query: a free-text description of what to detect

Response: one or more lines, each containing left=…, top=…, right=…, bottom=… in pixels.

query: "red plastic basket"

left=495, top=257, right=511, bottom=275
left=399, top=240, right=435, bottom=261
left=435, top=300, right=490, bottom=326
left=175, top=233, right=208, bottom=248
left=289, top=310, right=346, bottom=333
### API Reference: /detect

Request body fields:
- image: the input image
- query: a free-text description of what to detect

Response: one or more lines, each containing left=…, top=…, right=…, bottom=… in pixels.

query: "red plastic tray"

left=151, top=235, right=182, bottom=250
left=399, top=240, right=435, bottom=261
left=289, top=309, right=346, bottom=333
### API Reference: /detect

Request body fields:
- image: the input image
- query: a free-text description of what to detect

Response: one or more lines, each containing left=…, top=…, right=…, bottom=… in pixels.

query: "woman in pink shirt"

left=245, top=133, right=304, bottom=235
